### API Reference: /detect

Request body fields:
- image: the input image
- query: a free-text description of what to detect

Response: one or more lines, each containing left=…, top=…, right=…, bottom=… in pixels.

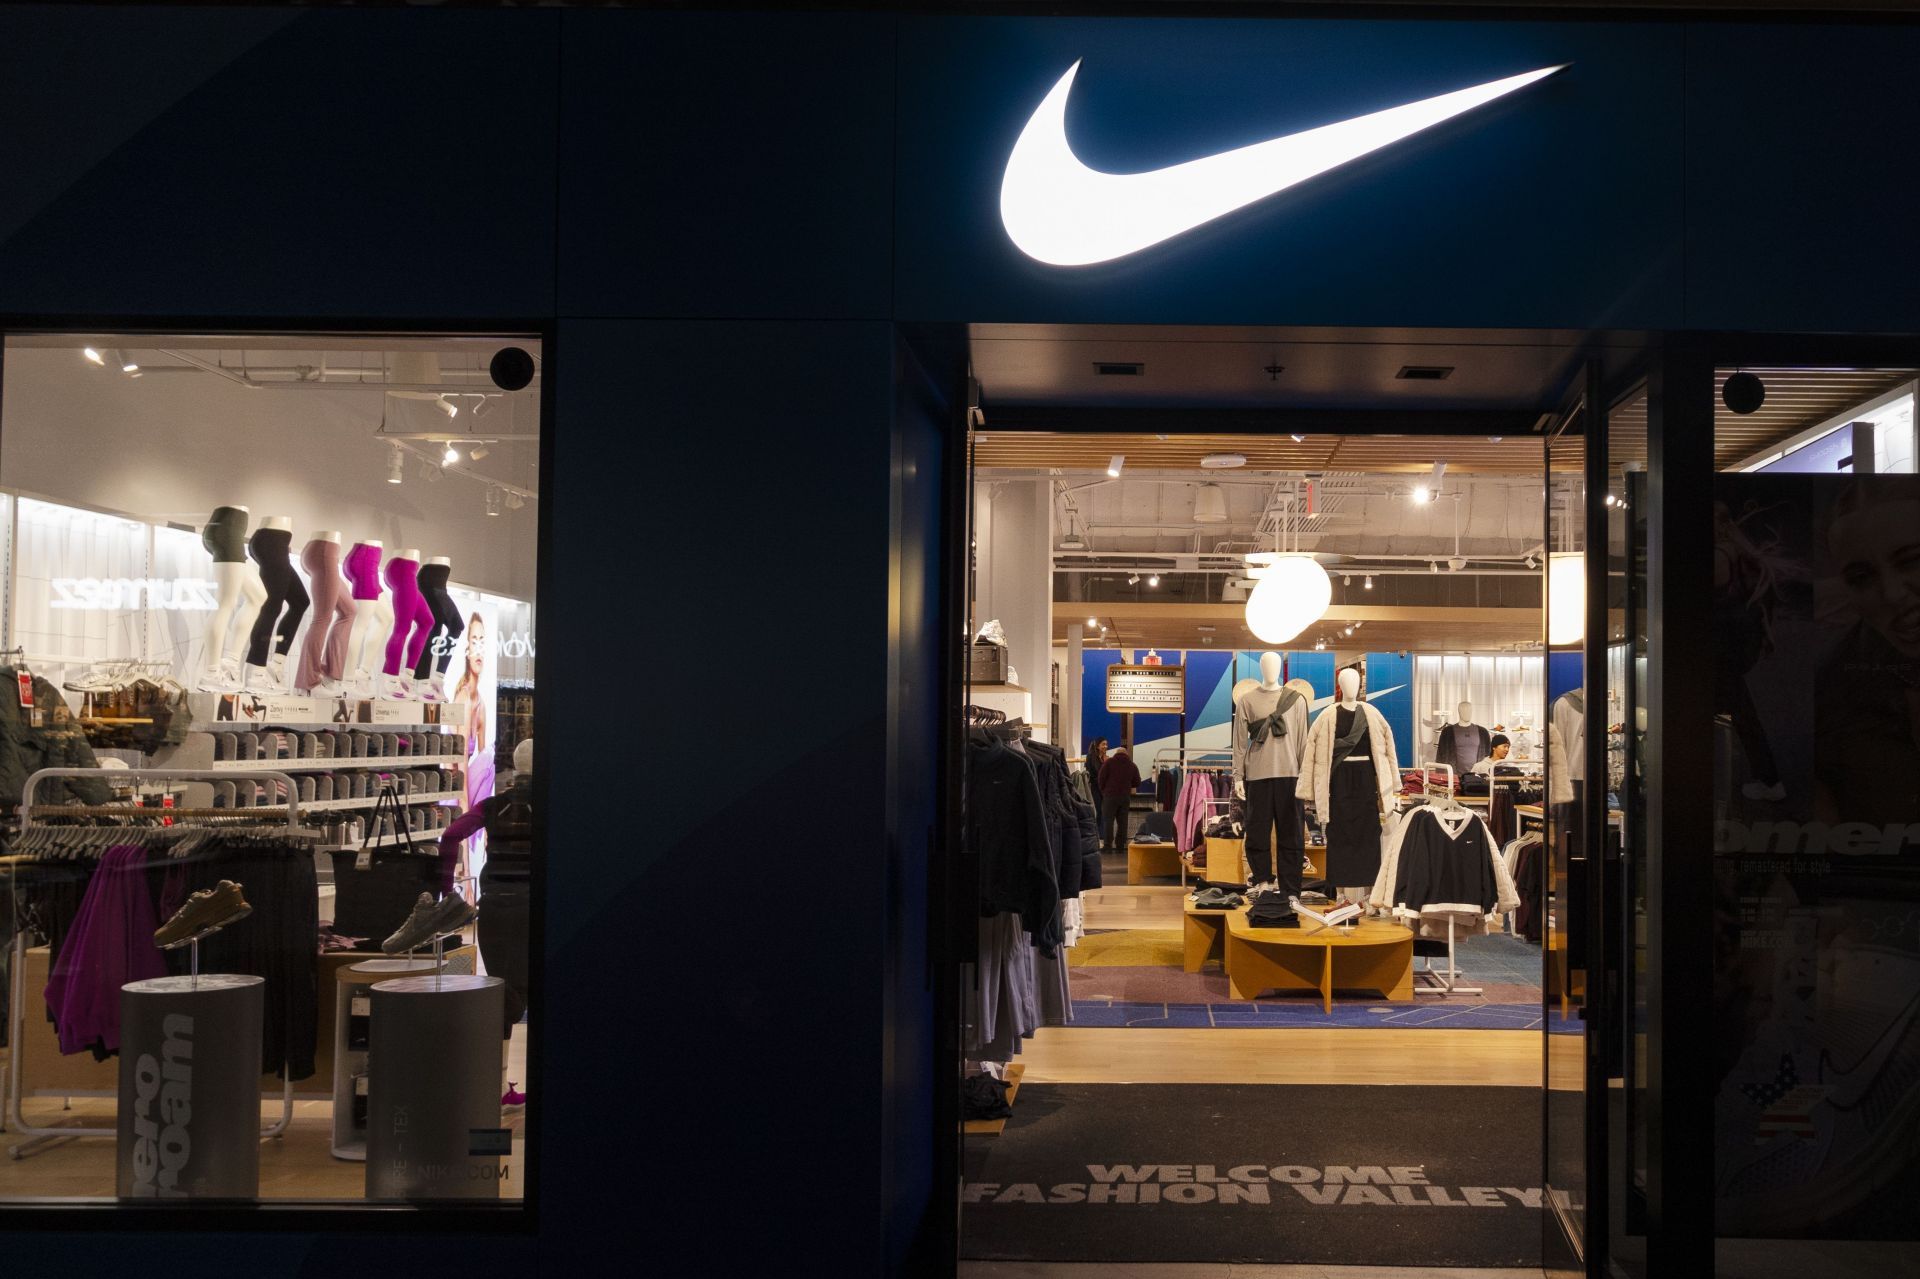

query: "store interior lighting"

left=1364, top=575, right=1373, bottom=590
left=442, top=444, right=460, bottom=466
left=1146, top=574, right=1159, bottom=587
left=82, top=347, right=105, bottom=366
left=485, top=487, right=501, bottom=517
left=386, top=445, right=405, bottom=485
left=1107, top=454, right=1125, bottom=478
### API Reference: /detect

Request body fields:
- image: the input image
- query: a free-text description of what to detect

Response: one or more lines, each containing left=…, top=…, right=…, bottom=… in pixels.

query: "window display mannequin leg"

left=379, top=551, right=434, bottom=699
left=411, top=558, right=462, bottom=699
left=243, top=520, right=309, bottom=692
left=296, top=533, right=355, bottom=694
left=201, top=560, right=266, bottom=690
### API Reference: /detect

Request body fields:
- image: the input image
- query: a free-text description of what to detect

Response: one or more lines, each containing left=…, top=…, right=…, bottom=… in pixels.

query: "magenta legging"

left=382, top=556, right=435, bottom=676
left=344, top=541, right=384, bottom=602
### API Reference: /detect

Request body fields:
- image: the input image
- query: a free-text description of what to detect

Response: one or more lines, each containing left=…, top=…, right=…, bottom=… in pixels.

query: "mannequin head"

left=1258, top=651, right=1283, bottom=688
left=1458, top=700, right=1474, bottom=724
left=1337, top=667, right=1361, bottom=704
left=513, top=737, right=533, bottom=776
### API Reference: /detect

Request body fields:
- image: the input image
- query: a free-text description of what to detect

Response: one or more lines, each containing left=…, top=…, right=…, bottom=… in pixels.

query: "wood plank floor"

left=1017, top=1026, right=1570, bottom=1088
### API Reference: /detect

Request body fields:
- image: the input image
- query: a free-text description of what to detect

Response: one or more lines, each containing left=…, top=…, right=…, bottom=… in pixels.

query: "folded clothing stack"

left=1190, top=886, right=1245, bottom=909
left=1247, top=891, right=1299, bottom=929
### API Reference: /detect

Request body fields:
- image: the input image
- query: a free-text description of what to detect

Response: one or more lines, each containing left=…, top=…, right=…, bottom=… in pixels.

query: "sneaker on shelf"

left=155, top=880, right=252, bottom=948
left=501, top=1083, right=527, bottom=1107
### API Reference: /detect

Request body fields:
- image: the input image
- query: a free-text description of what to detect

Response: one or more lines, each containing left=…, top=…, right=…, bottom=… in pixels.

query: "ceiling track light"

left=82, top=347, right=105, bottom=366
left=442, top=444, right=460, bottom=466
left=469, top=445, right=491, bottom=460
left=1107, top=454, right=1125, bottom=478
left=485, top=487, right=502, bottom=517
left=1146, top=574, right=1159, bottom=588
left=1127, top=574, right=1140, bottom=586
left=505, top=491, right=525, bottom=510
left=386, top=445, right=406, bottom=485
left=1363, top=575, right=1373, bottom=590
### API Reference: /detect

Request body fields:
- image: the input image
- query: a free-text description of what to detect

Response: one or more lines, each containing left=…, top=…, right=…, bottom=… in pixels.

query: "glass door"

left=1542, top=358, right=1609, bottom=1271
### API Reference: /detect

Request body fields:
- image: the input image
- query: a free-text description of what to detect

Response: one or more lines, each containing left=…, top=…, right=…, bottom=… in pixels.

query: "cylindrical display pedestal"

left=116, top=974, right=264, bottom=1200
left=366, top=973, right=505, bottom=1199
left=332, top=958, right=439, bottom=1161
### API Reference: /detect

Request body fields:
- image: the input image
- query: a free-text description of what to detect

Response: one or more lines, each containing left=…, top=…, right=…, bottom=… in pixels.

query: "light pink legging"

left=296, top=539, right=357, bottom=690
left=382, top=557, right=434, bottom=677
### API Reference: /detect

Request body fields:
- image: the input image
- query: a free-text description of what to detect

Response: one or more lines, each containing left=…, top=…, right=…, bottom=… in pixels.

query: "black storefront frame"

left=0, top=314, right=554, bottom=1236
left=921, top=328, right=1920, bottom=1279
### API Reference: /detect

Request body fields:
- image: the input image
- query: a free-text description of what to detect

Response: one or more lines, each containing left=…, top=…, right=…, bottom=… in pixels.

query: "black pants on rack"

left=245, top=527, right=310, bottom=668
left=1099, top=795, right=1129, bottom=855
left=1244, top=775, right=1303, bottom=895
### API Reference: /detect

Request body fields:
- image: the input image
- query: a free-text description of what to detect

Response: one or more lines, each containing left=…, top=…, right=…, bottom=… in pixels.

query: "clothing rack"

left=5, top=767, right=303, bottom=1159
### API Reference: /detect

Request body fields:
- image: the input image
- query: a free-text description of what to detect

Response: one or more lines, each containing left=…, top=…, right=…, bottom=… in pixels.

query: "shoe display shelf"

left=151, top=729, right=467, bottom=820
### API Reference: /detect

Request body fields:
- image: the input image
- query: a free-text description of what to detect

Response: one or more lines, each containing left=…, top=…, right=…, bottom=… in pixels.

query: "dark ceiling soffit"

left=977, top=406, right=1547, bottom=436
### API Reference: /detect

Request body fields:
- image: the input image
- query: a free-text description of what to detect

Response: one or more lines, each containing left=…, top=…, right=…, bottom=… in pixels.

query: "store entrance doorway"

left=946, top=324, right=1627, bottom=1273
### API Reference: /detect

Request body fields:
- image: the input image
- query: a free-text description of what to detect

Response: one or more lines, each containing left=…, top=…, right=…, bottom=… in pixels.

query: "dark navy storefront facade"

left=3, top=4, right=1918, bottom=1275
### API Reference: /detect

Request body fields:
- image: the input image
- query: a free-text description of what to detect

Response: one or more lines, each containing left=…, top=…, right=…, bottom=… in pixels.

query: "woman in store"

left=1087, top=736, right=1108, bottom=779
left=1815, top=482, right=1920, bottom=829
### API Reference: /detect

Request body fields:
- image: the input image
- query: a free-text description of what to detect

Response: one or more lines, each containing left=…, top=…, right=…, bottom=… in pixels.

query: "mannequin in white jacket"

left=1299, top=668, right=1401, bottom=906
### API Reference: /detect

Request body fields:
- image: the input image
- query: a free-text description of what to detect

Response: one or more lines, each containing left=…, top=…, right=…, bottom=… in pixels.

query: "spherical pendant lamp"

left=1243, top=553, right=1332, bottom=645
left=1547, top=552, right=1585, bottom=646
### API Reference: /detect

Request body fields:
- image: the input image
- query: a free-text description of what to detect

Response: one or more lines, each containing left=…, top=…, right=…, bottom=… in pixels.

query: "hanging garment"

left=42, top=845, right=168, bottom=1058
left=968, top=737, right=1061, bottom=955
left=1372, top=805, right=1520, bottom=938
left=1435, top=723, right=1492, bottom=777
left=1508, top=836, right=1545, bottom=943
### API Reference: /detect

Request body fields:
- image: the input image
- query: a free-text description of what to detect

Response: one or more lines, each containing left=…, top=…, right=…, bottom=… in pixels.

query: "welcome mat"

left=962, top=1083, right=1542, bottom=1266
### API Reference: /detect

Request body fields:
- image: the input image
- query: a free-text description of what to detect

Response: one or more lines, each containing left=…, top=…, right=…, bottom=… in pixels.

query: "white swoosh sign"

left=1001, top=61, right=1565, bottom=267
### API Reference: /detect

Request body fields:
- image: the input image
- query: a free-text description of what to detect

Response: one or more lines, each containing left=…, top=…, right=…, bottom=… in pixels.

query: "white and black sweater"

left=1369, top=805, right=1520, bottom=937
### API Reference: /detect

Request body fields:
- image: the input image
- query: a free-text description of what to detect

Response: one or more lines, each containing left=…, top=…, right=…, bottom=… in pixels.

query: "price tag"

left=355, top=849, right=373, bottom=871
left=350, top=996, right=370, bottom=1018
left=16, top=671, right=32, bottom=708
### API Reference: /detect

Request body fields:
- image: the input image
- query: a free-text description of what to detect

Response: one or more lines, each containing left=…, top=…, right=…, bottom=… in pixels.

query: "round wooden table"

left=1225, top=913, right=1415, bottom=1011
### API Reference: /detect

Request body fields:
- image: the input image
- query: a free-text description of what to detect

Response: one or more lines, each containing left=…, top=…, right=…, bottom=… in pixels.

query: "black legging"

left=413, top=562, right=465, bottom=680
left=245, top=528, right=310, bottom=668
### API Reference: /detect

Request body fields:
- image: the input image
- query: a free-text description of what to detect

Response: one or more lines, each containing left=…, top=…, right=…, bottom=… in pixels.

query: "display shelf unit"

left=203, top=755, right=467, bottom=772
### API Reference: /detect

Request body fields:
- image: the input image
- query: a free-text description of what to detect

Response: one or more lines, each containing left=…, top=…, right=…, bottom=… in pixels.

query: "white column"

left=975, top=479, right=1054, bottom=742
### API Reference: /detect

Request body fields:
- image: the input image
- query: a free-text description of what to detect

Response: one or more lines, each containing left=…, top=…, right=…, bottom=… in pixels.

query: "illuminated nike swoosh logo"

left=1001, top=62, right=1565, bottom=267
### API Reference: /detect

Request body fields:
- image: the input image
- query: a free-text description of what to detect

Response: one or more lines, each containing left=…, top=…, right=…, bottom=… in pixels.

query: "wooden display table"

left=1182, top=901, right=1245, bottom=973
left=1225, top=913, right=1414, bottom=1011
left=1200, top=836, right=1247, bottom=881
left=1127, top=840, right=1182, bottom=884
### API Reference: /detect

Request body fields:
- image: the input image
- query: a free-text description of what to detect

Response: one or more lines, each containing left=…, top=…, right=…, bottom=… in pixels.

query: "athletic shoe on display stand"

left=381, top=891, right=478, bottom=954
left=155, top=879, right=253, bottom=948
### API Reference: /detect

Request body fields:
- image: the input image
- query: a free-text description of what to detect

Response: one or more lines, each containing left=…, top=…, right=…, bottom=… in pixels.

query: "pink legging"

left=297, top=539, right=357, bottom=690
left=382, top=557, right=434, bottom=677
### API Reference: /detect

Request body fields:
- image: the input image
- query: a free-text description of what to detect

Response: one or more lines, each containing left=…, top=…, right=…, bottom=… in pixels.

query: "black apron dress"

left=1325, top=707, right=1383, bottom=888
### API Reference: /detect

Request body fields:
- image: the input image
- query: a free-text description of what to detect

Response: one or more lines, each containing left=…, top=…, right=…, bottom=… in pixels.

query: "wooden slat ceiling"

left=1711, top=368, right=1913, bottom=469
left=978, top=367, right=1911, bottom=477
left=974, top=433, right=1565, bottom=475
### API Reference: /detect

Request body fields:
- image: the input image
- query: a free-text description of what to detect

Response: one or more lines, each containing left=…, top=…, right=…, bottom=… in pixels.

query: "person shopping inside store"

left=1097, top=743, right=1140, bottom=856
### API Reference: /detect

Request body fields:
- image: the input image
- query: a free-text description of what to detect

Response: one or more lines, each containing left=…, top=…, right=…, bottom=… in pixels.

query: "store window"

left=1710, top=365, right=1920, bottom=1251
left=0, top=335, right=539, bottom=1208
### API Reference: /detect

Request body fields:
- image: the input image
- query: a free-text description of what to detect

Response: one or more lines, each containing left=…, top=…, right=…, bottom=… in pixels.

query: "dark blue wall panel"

left=0, top=6, right=559, bottom=320
left=892, top=16, right=1685, bottom=328
left=556, top=10, right=896, bottom=320
left=543, top=318, right=895, bottom=1268
left=1683, top=23, right=1920, bottom=333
